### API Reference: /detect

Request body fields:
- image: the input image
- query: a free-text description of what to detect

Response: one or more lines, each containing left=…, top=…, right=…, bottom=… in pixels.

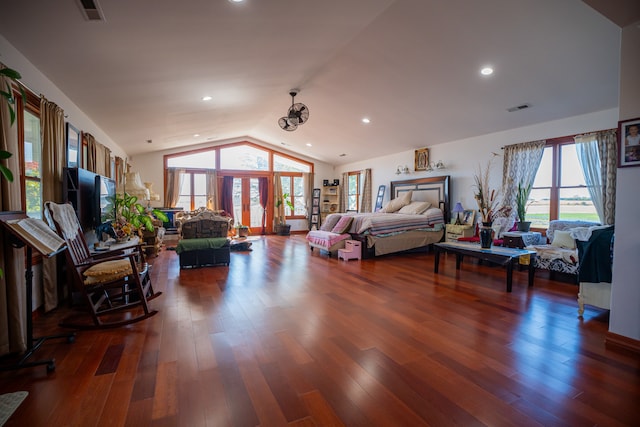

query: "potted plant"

left=106, top=193, right=168, bottom=240
left=275, top=192, right=295, bottom=236
left=235, top=223, right=250, bottom=238
left=515, top=182, right=532, bottom=232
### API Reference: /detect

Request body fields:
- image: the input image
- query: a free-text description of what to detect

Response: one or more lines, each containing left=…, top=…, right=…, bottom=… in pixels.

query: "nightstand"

left=502, top=231, right=542, bottom=248
left=445, top=224, right=475, bottom=242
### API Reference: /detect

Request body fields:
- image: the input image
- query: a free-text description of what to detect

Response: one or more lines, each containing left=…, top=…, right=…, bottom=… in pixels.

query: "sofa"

left=527, top=220, right=600, bottom=279
left=175, top=209, right=233, bottom=268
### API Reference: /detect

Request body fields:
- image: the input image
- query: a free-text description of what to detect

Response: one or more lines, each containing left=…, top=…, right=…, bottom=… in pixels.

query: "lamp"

left=425, top=160, right=446, bottom=172
left=452, top=202, right=464, bottom=225
left=395, top=165, right=410, bottom=175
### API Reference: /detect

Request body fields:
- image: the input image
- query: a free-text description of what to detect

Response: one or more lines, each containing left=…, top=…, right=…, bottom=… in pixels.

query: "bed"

left=346, top=176, right=449, bottom=257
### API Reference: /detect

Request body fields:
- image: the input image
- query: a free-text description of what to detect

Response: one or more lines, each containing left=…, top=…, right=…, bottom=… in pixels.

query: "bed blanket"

left=347, top=209, right=444, bottom=236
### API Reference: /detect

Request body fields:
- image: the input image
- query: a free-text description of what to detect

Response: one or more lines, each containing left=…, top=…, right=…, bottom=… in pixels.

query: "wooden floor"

left=1, top=235, right=639, bottom=426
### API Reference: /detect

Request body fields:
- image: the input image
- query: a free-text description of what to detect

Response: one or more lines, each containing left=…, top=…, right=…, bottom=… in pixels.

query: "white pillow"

left=397, top=201, right=431, bottom=215
left=380, top=190, right=413, bottom=213
left=551, top=230, right=576, bottom=249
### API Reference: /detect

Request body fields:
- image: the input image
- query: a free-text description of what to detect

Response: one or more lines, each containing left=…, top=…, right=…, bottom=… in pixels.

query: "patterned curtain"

left=501, top=140, right=546, bottom=212
left=575, top=130, right=617, bottom=224
left=340, top=172, right=348, bottom=212
left=358, top=168, right=372, bottom=213
left=165, top=168, right=184, bottom=207
left=0, top=67, right=27, bottom=355
left=40, top=96, right=66, bottom=311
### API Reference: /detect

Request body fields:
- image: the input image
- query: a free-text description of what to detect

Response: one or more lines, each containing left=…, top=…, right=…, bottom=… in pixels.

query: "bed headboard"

left=390, top=175, right=450, bottom=223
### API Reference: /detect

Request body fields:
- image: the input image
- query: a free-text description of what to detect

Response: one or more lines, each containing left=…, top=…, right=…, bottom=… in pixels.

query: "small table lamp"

left=452, top=202, right=464, bottom=225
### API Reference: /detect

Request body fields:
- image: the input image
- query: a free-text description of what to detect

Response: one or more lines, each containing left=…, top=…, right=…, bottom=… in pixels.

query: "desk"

left=433, top=241, right=537, bottom=292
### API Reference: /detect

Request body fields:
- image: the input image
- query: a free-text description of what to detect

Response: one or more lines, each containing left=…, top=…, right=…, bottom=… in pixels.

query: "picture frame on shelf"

left=461, top=209, right=476, bottom=227
left=414, top=148, right=429, bottom=171
left=327, top=187, right=337, bottom=195
left=618, top=117, right=640, bottom=168
left=313, top=188, right=321, bottom=197
left=66, top=122, right=80, bottom=168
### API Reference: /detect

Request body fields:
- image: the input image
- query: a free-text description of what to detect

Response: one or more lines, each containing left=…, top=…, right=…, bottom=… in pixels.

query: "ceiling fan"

left=279, top=89, right=309, bottom=131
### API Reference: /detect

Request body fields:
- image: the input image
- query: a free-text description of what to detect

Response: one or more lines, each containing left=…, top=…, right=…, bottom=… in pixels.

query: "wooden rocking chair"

left=45, top=202, right=161, bottom=329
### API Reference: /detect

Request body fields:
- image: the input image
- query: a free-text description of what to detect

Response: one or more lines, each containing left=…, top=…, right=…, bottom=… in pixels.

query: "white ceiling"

left=0, top=0, right=631, bottom=165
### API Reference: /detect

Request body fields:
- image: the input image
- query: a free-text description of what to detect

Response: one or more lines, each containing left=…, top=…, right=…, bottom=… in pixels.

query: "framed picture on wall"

left=66, top=122, right=80, bottom=168
left=618, top=117, right=640, bottom=167
left=414, top=148, right=429, bottom=171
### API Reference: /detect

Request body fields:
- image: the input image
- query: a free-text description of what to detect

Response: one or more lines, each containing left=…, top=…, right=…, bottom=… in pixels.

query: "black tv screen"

left=96, top=175, right=116, bottom=226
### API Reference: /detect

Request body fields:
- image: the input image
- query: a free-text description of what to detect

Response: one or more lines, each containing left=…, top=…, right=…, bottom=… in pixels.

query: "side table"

left=445, top=224, right=475, bottom=242
left=502, top=231, right=542, bottom=248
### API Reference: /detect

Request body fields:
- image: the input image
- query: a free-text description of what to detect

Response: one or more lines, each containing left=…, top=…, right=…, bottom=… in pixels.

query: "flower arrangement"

left=473, top=156, right=501, bottom=224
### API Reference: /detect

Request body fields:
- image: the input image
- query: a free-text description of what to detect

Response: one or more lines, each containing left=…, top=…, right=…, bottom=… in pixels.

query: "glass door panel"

left=232, top=176, right=269, bottom=234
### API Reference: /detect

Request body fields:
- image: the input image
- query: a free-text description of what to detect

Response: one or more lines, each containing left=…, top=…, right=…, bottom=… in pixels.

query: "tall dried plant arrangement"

left=473, top=155, right=501, bottom=224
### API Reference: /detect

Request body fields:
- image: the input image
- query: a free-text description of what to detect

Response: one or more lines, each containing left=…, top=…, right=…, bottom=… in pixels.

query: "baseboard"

left=605, top=332, right=640, bottom=355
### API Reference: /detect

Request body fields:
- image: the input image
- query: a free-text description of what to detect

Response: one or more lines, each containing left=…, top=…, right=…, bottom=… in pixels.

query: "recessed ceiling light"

left=193, top=134, right=200, bottom=137
left=306, top=143, right=312, bottom=147
left=201, top=96, right=212, bottom=101
left=229, top=0, right=243, bottom=2
left=362, top=118, right=371, bottom=124
left=480, top=67, right=494, bottom=76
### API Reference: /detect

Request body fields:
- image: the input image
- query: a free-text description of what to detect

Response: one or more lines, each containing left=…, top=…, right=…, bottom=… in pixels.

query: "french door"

left=232, top=176, right=270, bottom=234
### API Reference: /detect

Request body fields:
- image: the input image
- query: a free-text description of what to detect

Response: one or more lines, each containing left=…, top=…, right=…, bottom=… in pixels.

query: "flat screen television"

left=96, top=175, right=116, bottom=226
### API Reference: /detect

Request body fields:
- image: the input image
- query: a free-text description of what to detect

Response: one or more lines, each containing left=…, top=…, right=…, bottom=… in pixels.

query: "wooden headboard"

left=390, top=175, right=450, bottom=223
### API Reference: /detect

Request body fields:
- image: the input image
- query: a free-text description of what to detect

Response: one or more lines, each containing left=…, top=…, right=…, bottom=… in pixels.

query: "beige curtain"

left=340, top=172, right=348, bottom=212
left=302, top=172, right=314, bottom=220
left=85, top=132, right=97, bottom=173
left=273, top=172, right=283, bottom=226
left=115, top=156, right=126, bottom=190
left=205, top=170, right=219, bottom=210
left=165, top=168, right=184, bottom=207
left=40, top=96, right=66, bottom=311
left=501, top=140, right=546, bottom=212
left=0, top=68, right=27, bottom=355
left=359, top=168, right=372, bottom=212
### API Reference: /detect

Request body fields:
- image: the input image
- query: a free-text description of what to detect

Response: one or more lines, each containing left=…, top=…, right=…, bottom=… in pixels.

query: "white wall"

left=336, top=109, right=618, bottom=215
left=0, top=35, right=126, bottom=159
left=609, top=23, right=640, bottom=341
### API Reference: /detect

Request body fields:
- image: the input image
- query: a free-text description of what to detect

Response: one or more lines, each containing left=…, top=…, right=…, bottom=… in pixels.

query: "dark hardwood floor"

left=1, top=235, right=638, bottom=426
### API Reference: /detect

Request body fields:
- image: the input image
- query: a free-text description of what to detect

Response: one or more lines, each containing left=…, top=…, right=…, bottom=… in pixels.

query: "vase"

left=480, top=222, right=493, bottom=249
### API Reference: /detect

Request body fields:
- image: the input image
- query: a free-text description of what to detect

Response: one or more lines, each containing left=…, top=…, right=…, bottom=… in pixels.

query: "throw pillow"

left=551, top=230, right=576, bottom=249
left=320, top=214, right=342, bottom=231
left=380, top=190, right=413, bottom=213
left=331, top=216, right=353, bottom=234
left=397, top=201, right=431, bottom=215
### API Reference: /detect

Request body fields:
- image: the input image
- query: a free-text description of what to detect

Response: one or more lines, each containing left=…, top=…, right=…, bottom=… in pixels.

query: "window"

left=346, top=172, right=360, bottom=211
left=167, top=150, right=215, bottom=168
left=273, top=154, right=311, bottom=172
left=280, top=175, right=305, bottom=216
left=528, top=137, right=598, bottom=228
left=220, top=145, right=268, bottom=170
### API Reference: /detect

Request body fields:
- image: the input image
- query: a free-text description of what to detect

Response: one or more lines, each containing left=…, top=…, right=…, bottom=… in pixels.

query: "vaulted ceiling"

left=0, top=0, right=635, bottom=165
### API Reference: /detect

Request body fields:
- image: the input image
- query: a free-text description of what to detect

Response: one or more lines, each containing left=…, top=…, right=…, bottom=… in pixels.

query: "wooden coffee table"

left=433, top=241, right=537, bottom=292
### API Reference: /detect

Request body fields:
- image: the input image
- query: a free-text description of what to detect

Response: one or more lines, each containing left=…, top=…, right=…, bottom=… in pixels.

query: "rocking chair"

left=45, top=202, right=161, bottom=329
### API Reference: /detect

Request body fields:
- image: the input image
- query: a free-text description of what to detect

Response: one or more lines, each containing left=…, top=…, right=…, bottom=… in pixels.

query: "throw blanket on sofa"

left=177, top=237, right=229, bottom=254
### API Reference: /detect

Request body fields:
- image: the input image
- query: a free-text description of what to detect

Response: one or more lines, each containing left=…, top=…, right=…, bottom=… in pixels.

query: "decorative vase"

left=480, top=222, right=493, bottom=249
left=517, top=221, right=531, bottom=232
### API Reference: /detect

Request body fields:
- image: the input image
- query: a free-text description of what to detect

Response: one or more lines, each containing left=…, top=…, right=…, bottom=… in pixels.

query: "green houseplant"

left=275, top=192, right=295, bottom=235
left=106, top=193, right=168, bottom=240
left=235, top=223, right=250, bottom=238
left=515, top=181, right=532, bottom=232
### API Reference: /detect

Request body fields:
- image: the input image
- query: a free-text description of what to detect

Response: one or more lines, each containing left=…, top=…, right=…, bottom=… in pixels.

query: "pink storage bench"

left=305, top=230, right=351, bottom=257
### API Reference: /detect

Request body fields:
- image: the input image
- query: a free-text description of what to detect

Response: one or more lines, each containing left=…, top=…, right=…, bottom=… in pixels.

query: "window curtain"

left=358, top=168, right=372, bottom=213
left=165, top=167, right=184, bottom=208
left=273, top=172, right=283, bottom=227
left=40, top=96, right=66, bottom=312
left=340, top=172, right=348, bottom=212
left=258, top=177, right=268, bottom=234
left=85, top=132, right=97, bottom=173
left=221, top=176, right=234, bottom=219
left=205, top=169, right=219, bottom=211
left=0, top=67, right=27, bottom=356
left=115, top=156, right=126, bottom=190
left=574, top=130, right=617, bottom=224
left=501, top=140, right=546, bottom=213
left=302, top=172, right=314, bottom=223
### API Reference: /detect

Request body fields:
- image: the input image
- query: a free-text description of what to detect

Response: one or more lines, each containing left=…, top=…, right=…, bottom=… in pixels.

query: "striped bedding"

left=346, top=208, right=444, bottom=236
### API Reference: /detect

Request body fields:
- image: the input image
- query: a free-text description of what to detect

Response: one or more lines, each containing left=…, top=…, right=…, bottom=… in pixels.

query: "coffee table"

left=433, top=241, right=537, bottom=292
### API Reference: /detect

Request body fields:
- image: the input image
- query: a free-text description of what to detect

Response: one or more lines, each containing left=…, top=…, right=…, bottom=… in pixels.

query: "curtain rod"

left=500, top=127, right=616, bottom=149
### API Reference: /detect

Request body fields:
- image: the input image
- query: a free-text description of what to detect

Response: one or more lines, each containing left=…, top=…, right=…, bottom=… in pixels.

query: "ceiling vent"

left=76, top=0, right=105, bottom=21
left=507, top=103, right=531, bottom=112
